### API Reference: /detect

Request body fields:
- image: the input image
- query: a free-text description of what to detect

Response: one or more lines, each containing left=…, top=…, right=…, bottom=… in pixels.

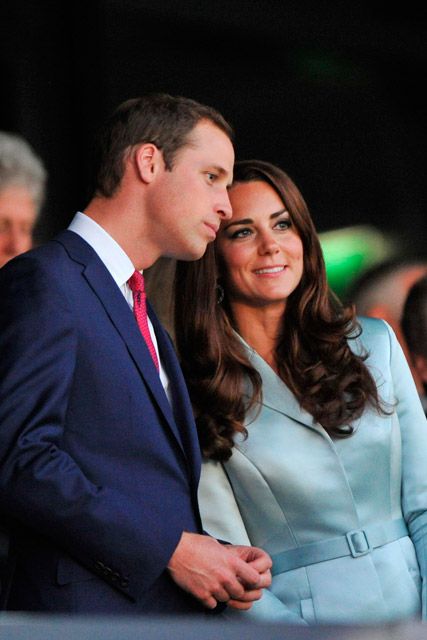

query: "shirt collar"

left=68, top=211, right=135, bottom=287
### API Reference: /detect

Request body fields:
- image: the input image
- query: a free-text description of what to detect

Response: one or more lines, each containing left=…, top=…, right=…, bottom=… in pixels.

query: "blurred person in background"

left=348, top=258, right=427, bottom=391
left=0, top=131, right=47, bottom=268
left=402, top=275, right=427, bottom=415
left=0, top=131, right=46, bottom=606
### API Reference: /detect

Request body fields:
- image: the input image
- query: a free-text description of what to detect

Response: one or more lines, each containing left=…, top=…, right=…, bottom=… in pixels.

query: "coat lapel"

left=239, top=336, right=324, bottom=434
left=55, top=231, right=187, bottom=456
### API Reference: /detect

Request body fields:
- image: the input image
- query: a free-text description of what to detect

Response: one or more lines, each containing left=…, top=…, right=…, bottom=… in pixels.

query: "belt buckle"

left=346, top=529, right=371, bottom=558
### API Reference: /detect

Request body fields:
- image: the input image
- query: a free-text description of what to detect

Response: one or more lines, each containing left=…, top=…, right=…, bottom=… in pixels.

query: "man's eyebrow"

left=209, top=165, right=233, bottom=188
left=222, top=209, right=288, bottom=231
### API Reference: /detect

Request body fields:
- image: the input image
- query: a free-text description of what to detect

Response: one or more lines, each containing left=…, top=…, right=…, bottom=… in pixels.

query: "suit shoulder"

left=2, top=237, right=68, bottom=271
left=0, top=238, right=77, bottom=302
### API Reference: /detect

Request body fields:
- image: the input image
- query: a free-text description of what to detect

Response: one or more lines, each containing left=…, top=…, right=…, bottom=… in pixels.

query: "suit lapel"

left=148, top=306, right=201, bottom=484
left=55, top=231, right=187, bottom=456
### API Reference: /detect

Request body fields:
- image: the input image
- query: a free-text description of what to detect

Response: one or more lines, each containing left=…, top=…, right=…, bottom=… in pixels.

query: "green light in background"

left=291, top=50, right=367, bottom=87
left=319, top=225, right=397, bottom=298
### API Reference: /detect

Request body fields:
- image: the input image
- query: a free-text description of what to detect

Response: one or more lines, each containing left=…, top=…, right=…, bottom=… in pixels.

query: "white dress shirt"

left=68, top=212, right=171, bottom=400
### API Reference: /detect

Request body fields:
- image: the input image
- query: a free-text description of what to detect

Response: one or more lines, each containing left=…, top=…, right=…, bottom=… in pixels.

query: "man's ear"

left=134, top=143, right=164, bottom=183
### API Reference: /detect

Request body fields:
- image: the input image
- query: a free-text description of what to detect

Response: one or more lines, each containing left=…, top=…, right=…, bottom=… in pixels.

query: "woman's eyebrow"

left=222, top=209, right=288, bottom=231
left=222, top=217, right=253, bottom=231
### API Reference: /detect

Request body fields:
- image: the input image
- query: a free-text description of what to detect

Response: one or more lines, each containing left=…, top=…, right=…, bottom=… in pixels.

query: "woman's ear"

left=134, top=143, right=164, bottom=183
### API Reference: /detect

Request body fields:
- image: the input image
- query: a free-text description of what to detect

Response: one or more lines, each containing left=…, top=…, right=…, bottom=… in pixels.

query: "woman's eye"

left=275, top=219, right=291, bottom=230
left=231, top=228, right=252, bottom=239
left=206, top=172, right=217, bottom=182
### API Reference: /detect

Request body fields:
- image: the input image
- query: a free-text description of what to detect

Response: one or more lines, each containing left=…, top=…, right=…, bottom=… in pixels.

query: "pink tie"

left=128, top=270, right=160, bottom=371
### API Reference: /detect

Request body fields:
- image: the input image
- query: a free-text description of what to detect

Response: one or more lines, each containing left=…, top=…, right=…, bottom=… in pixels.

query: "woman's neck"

left=230, top=301, right=285, bottom=373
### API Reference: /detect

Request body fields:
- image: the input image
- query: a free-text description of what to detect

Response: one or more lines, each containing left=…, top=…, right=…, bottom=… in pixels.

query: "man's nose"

left=216, top=190, right=232, bottom=220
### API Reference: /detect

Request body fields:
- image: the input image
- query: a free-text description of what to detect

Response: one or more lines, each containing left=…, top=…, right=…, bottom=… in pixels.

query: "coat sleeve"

left=384, top=320, right=427, bottom=619
left=199, top=459, right=307, bottom=624
left=0, top=256, right=183, bottom=600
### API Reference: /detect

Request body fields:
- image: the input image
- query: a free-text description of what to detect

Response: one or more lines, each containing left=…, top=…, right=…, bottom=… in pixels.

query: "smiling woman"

left=175, top=159, right=384, bottom=449
left=174, top=159, right=427, bottom=626
left=216, top=179, right=303, bottom=314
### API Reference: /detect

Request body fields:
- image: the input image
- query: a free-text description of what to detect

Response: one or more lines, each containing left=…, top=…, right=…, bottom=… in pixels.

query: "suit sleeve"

left=384, top=321, right=427, bottom=619
left=0, top=256, right=183, bottom=599
left=199, top=459, right=307, bottom=624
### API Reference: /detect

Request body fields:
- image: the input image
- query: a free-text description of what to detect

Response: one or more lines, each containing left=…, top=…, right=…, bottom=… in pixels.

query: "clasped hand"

left=168, top=531, right=272, bottom=610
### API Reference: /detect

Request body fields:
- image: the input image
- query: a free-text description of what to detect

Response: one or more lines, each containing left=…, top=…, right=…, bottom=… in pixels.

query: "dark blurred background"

left=0, top=0, right=425, bottom=253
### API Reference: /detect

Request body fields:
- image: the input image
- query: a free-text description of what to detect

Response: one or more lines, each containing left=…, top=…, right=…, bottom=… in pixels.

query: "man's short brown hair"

left=92, top=93, right=233, bottom=198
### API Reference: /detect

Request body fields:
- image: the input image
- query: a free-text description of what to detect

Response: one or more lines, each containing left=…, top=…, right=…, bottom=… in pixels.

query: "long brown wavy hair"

left=174, top=159, right=386, bottom=461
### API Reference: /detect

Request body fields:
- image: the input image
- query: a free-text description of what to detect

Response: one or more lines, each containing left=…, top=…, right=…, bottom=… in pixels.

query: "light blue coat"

left=199, top=318, right=427, bottom=625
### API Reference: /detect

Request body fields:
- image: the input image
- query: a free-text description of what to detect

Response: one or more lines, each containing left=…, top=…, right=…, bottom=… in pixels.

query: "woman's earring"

left=216, top=284, right=224, bottom=305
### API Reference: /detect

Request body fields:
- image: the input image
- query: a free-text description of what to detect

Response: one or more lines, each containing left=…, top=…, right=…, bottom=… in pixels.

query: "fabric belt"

left=271, top=517, right=408, bottom=576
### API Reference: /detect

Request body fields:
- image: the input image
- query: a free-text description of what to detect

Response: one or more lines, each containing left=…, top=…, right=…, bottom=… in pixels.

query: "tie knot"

left=128, top=270, right=145, bottom=294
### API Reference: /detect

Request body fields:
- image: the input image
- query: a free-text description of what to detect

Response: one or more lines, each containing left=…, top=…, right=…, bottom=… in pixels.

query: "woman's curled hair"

left=174, top=160, right=387, bottom=461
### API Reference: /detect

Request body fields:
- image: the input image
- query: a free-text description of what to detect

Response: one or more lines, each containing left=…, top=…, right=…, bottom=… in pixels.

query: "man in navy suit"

left=0, top=94, right=271, bottom=614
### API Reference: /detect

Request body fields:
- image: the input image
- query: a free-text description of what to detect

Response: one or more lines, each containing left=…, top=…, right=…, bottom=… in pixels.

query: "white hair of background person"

left=0, top=131, right=47, bottom=212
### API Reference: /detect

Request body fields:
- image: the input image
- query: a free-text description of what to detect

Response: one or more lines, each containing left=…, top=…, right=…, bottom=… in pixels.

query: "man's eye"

left=206, top=173, right=217, bottom=182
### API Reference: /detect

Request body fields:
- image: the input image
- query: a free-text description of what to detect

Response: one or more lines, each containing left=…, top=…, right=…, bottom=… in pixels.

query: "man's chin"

left=173, top=242, right=210, bottom=262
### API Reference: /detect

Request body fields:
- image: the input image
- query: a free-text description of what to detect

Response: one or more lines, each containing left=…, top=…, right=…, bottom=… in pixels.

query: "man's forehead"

left=188, top=120, right=233, bottom=149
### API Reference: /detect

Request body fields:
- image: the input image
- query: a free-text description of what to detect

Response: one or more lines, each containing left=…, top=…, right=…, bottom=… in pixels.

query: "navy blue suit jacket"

left=0, top=231, right=204, bottom=614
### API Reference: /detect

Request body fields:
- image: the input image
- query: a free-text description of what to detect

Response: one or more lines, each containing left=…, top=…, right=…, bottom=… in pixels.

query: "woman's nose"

left=258, top=232, right=280, bottom=255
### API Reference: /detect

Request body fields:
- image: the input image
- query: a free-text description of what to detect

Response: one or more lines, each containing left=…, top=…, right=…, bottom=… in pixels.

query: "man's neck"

left=84, top=195, right=160, bottom=270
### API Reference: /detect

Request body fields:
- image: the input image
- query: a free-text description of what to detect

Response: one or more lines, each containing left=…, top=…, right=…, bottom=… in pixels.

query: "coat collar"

left=237, top=334, right=322, bottom=433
